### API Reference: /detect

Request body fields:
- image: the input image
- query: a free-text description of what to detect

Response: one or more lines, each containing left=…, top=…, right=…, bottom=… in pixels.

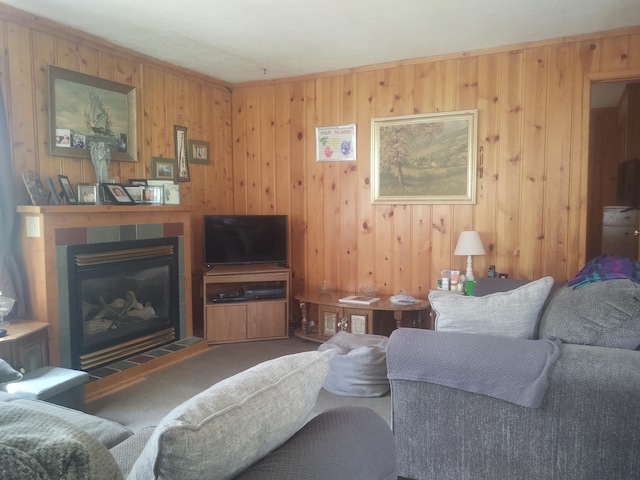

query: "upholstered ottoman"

left=0, top=366, right=90, bottom=411
left=318, top=331, right=390, bottom=397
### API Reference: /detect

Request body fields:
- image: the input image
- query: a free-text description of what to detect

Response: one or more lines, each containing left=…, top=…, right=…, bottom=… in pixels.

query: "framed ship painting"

left=48, top=65, right=137, bottom=162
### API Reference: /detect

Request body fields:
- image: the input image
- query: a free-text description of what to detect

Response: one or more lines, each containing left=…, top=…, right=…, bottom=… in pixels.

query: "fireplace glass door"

left=67, top=238, right=179, bottom=370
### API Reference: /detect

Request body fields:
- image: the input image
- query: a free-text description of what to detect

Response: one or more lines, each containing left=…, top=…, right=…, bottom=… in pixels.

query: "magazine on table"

left=338, top=295, right=381, bottom=305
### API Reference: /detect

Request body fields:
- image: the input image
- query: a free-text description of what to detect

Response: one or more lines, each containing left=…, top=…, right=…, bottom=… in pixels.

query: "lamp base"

left=465, top=255, right=475, bottom=282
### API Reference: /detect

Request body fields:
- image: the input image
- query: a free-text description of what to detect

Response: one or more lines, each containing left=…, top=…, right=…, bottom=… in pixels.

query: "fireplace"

left=66, top=237, right=180, bottom=371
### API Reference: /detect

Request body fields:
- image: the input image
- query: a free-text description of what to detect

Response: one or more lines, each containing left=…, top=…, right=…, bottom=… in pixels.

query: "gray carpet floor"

left=86, top=337, right=391, bottom=431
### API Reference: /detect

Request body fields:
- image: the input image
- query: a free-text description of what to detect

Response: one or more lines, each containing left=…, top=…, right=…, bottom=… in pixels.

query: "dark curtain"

left=0, top=85, right=25, bottom=318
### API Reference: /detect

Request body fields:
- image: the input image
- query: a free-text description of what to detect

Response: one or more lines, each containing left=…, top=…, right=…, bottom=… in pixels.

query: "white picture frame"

left=316, top=124, right=356, bottom=162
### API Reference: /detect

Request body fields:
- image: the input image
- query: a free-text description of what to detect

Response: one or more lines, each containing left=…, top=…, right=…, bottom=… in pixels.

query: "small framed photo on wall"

left=187, top=139, right=210, bottom=165
left=151, top=157, right=177, bottom=181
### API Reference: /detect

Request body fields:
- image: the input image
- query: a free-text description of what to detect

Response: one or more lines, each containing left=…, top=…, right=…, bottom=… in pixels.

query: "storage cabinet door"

left=206, top=305, right=247, bottom=342
left=345, top=308, right=372, bottom=335
left=318, top=305, right=343, bottom=340
left=247, top=302, right=287, bottom=339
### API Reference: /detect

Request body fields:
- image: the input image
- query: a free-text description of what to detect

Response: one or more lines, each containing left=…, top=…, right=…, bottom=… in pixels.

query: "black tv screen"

left=203, top=215, right=288, bottom=267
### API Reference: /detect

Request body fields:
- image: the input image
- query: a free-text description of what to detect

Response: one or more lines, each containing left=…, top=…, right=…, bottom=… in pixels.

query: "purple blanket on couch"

left=567, top=254, right=640, bottom=289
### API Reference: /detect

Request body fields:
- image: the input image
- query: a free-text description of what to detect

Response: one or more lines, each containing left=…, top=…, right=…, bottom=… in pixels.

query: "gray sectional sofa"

left=0, top=350, right=397, bottom=480
left=388, top=272, right=640, bottom=480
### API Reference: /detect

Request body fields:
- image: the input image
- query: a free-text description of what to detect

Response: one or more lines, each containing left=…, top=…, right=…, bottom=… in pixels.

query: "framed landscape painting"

left=371, top=110, right=478, bottom=205
left=48, top=65, right=137, bottom=162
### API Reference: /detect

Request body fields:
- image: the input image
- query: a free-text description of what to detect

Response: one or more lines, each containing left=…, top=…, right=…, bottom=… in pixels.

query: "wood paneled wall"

left=232, top=28, right=640, bottom=302
left=0, top=6, right=234, bottom=332
left=2, top=3, right=640, bottom=329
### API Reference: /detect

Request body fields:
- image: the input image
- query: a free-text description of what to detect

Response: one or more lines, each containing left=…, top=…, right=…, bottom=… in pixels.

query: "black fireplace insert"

left=66, top=237, right=180, bottom=370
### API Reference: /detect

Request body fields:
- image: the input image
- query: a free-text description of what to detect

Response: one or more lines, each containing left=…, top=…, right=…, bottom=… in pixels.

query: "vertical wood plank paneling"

left=355, top=70, right=377, bottom=291
left=232, top=87, right=248, bottom=213
left=274, top=82, right=291, bottom=215
left=259, top=84, right=276, bottom=213
left=163, top=73, right=179, bottom=158
left=600, top=35, right=630, bottom=71
left=7, top=24, right=38, bottom=184
left=189, top=82, right=205, bottom=209
left=451, top=57, right=478, bottom=277
left=544, top=43, right=574, bottom=279
left=630, top=34, right=640, bottom=68
left=475, top=53, right=501, bottom=272
left=289, top=80, right=307, bottom=296
left=496, top=50, right=523, bottom=276
left=245, top=86, right=261, bottom=213
left=306, top=79, right=324, bottom=289
left=320, top=77, right=341, bottom=287
left=571, top=39, right=601, bottom=273
left=338, top=74, right=358, bottom=292
left=519, top=47, right=548, bottom=279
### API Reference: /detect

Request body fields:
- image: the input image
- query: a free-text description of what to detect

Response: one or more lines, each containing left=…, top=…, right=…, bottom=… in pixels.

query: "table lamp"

left=454, top=231, right=486, bottom=282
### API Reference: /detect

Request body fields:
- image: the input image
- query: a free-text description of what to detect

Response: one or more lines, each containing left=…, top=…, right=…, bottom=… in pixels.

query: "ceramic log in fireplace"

left=66, top=238, right=180, bottom=371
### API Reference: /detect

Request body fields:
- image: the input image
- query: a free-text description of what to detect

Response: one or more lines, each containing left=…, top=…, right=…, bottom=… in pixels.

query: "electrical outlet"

left=25, top=216, right=41, bottom=238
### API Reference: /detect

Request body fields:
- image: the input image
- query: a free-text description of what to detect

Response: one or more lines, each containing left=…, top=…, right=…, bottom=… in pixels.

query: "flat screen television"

left=203, top=214, right=288, bottom=268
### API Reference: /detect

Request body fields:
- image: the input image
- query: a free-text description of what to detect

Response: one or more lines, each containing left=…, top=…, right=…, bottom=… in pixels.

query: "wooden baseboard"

left=84, top=340, right=208, bottom=403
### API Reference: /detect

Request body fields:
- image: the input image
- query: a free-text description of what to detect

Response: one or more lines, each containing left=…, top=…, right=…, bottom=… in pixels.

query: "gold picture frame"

left=48, top=65, right=137, bottom=162
left=371, top=110, right=478, bottom=205
left=187, top=139, right=210, bottom=165
left=151, top=157, right=177, bottom=181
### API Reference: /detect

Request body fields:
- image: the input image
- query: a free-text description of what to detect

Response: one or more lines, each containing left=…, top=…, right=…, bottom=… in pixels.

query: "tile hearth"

left=87, top=336, right=205, bottom=382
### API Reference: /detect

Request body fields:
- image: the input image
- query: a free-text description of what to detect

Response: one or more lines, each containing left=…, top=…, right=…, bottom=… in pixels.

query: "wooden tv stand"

left=203, top=264, right=290, bottom=344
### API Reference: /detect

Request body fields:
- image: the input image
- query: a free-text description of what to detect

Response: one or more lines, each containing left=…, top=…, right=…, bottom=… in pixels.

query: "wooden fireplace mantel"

left=16, top=204, right=194, bottom=367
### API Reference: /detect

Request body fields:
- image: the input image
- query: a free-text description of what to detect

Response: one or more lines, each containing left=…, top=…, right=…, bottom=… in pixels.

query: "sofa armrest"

left=234, top=407, right=397, bottom=480
left=388, top=329, right=640, bottom=480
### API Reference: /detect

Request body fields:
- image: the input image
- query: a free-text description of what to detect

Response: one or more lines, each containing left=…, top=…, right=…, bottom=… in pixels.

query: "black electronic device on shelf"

left=243, top=283, right=285, bottom=300
left=203, top=214, right=288, bottom=269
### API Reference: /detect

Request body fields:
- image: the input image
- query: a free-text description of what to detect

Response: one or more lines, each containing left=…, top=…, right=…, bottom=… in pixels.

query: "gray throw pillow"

left=128, top=349, right=334, bottom=480
left=0, top=359, right=22, bottom=385
left=430, top=276, right=554, bottom=338
left=539, top=279, right=640, bottom=349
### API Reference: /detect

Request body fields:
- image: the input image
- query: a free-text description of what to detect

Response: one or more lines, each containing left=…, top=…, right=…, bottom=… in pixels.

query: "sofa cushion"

left=0, top=359, right=22, bottom=385
left=128, top=349, right=334, bottom=480
left=0, top=402, right=122, bottom=480
left=539, top=279, right=640, bottom=349
left=429, top=276, right=554, bottom=338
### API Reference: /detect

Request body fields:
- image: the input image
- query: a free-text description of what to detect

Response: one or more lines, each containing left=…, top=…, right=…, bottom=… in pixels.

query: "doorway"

left=586, top=73, right=640, bottom=261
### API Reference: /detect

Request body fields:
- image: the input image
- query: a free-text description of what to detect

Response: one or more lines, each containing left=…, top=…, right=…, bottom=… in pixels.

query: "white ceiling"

left=1, top=0, right=639, bottom=85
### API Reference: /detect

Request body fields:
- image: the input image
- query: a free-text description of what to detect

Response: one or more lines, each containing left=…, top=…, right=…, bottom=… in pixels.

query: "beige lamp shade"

left=454, top=231, right=486, bottom=281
